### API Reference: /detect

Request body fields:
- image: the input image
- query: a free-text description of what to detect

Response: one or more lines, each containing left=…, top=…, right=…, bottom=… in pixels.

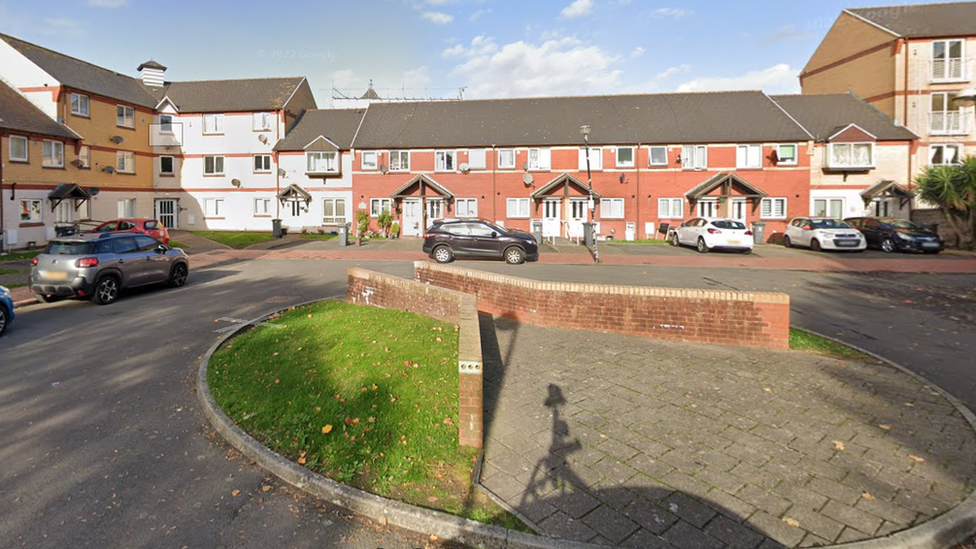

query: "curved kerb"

left=195, top=300, right=976, bottom=549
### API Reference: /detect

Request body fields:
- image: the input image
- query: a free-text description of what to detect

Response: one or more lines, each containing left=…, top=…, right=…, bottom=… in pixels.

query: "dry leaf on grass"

left=833, top=441, right=846, bottom=451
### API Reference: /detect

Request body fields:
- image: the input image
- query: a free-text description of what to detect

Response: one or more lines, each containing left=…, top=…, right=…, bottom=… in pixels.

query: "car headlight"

left=0, top=286, right=9, bottom=297
left=895, top=233, right=915, bottom=240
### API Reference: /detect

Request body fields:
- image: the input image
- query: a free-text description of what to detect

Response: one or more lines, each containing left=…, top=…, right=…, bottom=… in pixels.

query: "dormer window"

left=307, top=151, right=338, bottom=174
left=827, top=143, right=874, bottom=169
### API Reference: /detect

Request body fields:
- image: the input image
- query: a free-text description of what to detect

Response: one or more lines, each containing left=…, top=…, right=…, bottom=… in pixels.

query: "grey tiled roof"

left=1, top=33, right=158, bottom=108
left=274, top=109, right=366, bottom=151
left=772, top=93, right=918, bottom=141
left=847, top=2, right=976, bottom=38
left=157, top=77, right=308, bottom=113
left=350, top=91, right=813, bottom=149
left=0, top=80, right=80, bottom=139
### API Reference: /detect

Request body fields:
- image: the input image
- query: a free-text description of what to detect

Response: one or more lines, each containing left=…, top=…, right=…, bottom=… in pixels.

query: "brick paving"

left=477, top=316, right=976, bottom=548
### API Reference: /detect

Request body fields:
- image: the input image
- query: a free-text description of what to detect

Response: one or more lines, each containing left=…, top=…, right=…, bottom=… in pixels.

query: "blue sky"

left=0, top=0, right=938, bottom=107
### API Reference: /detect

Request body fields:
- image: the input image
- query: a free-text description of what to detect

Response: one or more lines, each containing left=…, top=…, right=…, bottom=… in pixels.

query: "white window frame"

left=813, top=198, right=845, bottom=218
left=467, top=149, right=487, bottom=170
left=527, top=148, right=551, bottom=170
left=506, top=197, right=530, bottom=218
left=648, top=146, right=668, bottom=166
left=116, top=150, right=136, bottom=173
left=932, top=39, right=965, bottom=81
left=579, top=147, right=603, bottom=170
left=204, top=155, right=225, bottom=175
left=70, top=93, right=89, bottom=117
left=435, top=150, right=456, bottom=172
left=160, top=155, right=174, bottom=175
left=116, top=105, right=135, bottom=128
left=455, top=198, right=478, bottom=218
left=306, top=151, right=338, bottom=174
left=117, top=198, right=135, bottom=218
left=389, top=150, right=410, bottom=172
left=361, top=151, right=378, bottom=170
left=681, top=145, right=707, bottom=170
left=827, top=142, right=874, bottom=169
left=930, top=92, right=966, bottom=134
left=9, top=135, right=28, bottom=162
left=42, top=140, right=64, bottom=168
left=252, top=112, right=273, bottom=131
left=254, top=198, right=272, bottom=216
left=929, top=144, right=963, bottom=165
left=159, top=114, right=174, bottom=134
left=658, top=198, right=684, bottom=219
left=205, top=198, right=224, bottom=217
left=20, top=199, right=42, bottom=222
left=776, top=144, right=798, bottom=165
left=254, top=154, right=272, bottom=173
left=760, top=197, right=787, bottom=219
left=599, top=198, right=624, bottom=219
left=616, top=147, right=634, bottom=168
left=497, top=149, right=515, bottom=169
left=370, top=198, right=391, bottom=217
left=736, top=144, right=762, bottom=169
left=323, top=198, right=347, bottom=224
left=203, top=114, right=224, bottom=135
left=78, top=145, right=91, bottom=168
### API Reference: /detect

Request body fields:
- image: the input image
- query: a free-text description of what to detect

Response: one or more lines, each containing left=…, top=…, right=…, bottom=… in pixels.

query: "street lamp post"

left=954, top=87, right=976, bottom=145
left=580, top=124, right=599, bottom=263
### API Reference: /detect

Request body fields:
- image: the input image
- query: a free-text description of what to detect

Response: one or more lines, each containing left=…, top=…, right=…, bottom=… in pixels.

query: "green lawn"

left=0, top=268, right=19, bottom=276
left=300, top=233, right=338, bottom=240
left=189, top=231, right=277, bottom=249
left=208, top=300, right=524, bottom=529
left=0, top=251, right=41, bottom=262
left=168, top=240, right=188, bottom=250
left=790, top=328, right=871, bottom=360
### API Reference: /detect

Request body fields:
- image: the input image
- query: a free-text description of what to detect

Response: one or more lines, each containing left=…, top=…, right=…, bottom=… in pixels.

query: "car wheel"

left=782, top=235, right=792, bottom=248
left=93, top=275, right=120, bottom=305
left=671, top=232, right=680, bottom=247
left=881, top=238, right=896, bottom=253
left=811, top=239, right=823, bottom=252
left=168, top=263, right=188, bottom=288
left=432, top=245, right=454, bottom=263
left=696, top=237, right=710, bottom=254
left=504, top=247, right=526, bottom=265
left=0, top=305, right=7, bottom=336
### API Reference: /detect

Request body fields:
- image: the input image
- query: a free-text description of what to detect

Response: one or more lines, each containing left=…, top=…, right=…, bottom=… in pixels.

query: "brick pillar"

left=458, top=361, right=483, bottom=448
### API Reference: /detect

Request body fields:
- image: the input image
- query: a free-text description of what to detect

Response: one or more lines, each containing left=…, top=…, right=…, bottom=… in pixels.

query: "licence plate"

left=42, top=270, right=68, bottom=281
left=728, top=240, right=741, bottom=245
left=835, top=241, right=858, bottom=247
left=922, top=242, right=940, bottom=248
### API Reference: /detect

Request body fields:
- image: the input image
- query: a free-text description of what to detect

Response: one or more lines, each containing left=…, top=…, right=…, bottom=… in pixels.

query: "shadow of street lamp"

left=953, top=87, right=976, bottom=148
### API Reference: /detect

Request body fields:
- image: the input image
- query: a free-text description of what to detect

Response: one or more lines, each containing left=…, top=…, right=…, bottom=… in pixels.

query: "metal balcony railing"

left=930, top=58, right=971, bottom=82
left=150, top=122, right=183, bottom=147
left=929, top=111, right=970, bottom=135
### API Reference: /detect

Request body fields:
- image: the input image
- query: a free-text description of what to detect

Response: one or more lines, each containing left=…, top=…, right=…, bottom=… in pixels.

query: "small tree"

left=915, top=157, right=976, bottom=248
left=377, top=210, right=393, bottom=237
left=355, top=210, right=370, bottom=237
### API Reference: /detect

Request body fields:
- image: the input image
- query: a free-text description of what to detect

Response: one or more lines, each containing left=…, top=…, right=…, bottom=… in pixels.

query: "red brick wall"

left=415, top=262, right=790, bottom=350
left=347, top=268, right=484, bottom=447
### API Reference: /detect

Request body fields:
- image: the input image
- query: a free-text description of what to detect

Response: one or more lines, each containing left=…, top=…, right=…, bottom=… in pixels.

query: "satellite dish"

left=277, top=168, right=287, bottom=177
left=459, top=162, right=470, bottom=174
left=88, top=187, right=100, bottom=196
left=258, top=134, right=269, bottom=144
left=103, top=166, right=115, bottom=174
left=380, top=164, right=389, bottom=174
left=523, top=162, right=529, bottom=171
left=231, top=178, right=241, bottom=187
left=619, top=173, right=625, bottom=184
left=523, top=173, right=534, bottom=186
left=110, top=135, right=124, bottom=144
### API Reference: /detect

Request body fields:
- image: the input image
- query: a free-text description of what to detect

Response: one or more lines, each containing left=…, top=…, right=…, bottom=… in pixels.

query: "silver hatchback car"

left=30, top=232, right=189, bottom=305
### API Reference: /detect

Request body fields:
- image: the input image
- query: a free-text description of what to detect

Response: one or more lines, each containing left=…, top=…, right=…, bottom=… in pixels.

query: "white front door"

left=426, top=199, right=444, bottom=228
left=568, top=199, right=586, bottom=239
left=402, top=199, right=422, bottom=236
left=542, top=200, right=561, bottom=238
left=156, top=199, right=178, bottom=229
left=731, top=199, right=747, bottom=222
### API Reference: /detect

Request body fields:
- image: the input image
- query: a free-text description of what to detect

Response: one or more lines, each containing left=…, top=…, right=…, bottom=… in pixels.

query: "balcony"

left=930, top=58, right=971, bottom=83
left=150, top=122, right=183, bottom=147
left=929, top=111, right=971, bottom=135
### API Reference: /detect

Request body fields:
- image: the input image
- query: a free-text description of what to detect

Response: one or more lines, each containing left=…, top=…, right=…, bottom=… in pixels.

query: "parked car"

left=670, top=218, right=754, bottom=253
left=0, top=285, right=14, bottom=337
left=30, top=232, right=189, bottom=305
left=783, top=217, right=866, bottom=252
left=844, top=217, right=943, bottom=253
left=423, top=219, right=539, bottom=264
left=90, top=218, right=170, bottom=245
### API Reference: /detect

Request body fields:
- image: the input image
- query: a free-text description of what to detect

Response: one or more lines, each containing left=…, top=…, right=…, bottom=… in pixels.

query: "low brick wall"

left=414, top=262, right=790, bottom=350
left=347, top=268, right=483, bottom=448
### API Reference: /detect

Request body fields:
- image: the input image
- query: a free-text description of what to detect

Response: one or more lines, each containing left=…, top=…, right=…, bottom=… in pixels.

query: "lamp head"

left=954, top=87, right=976, bottom=107
left=579, top=124, right=591, bottom=137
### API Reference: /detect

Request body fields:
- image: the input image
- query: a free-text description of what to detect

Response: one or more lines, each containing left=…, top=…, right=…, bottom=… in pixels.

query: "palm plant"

left=915, top=157, right=976, bottom=248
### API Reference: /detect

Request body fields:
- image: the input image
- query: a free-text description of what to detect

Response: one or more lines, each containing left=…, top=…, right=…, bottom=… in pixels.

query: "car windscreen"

left=711, top=220, right=746, bottom=230
left=883, top=219, right=920, bottom=230
left=45, top=241, right=93, bottom=255
left=811, top=219, right=852, bottom=229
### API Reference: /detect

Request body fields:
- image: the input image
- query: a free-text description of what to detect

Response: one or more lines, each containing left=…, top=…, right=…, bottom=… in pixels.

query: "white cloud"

left=470, top=8, right=492, bottom=21
left=676, top=64, right=800, bottom=95
left=329, top=69, right=361, bottom=91
left=561, top=0, right=593, bottom=19
left=630, top=46, right=645, bottom=59
left=401, top=66, right=432, bottom=90
left=87, top=0, right=127, bottom=7
left=422, top=11, right=454, bottom=24
left=621, top=64, right=691, bottom=93
left=442, top=35, right=498, bottom=58
left=757, top=25, right=815, bottom=46
left=39, top=17, right=87, bottom=36
left=450, top=36, right=623, bottom=98
left=651, top=8, right=691, bottom=19
left=654, top=64, right=692, bottom=81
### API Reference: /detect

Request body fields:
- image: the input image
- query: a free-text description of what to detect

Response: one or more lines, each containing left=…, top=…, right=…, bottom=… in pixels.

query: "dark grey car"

left=30, top=233, right=189, bottom=305
left=422, top=219, right=539, bottom=264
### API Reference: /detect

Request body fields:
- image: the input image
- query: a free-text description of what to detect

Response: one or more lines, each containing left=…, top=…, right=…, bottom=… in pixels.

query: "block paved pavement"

left=476, top=315, right=976, bottom=548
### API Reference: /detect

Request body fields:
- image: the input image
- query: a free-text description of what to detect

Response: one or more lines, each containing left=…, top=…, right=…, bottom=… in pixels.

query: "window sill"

left=203, top=133, right=225, bottom=137
left=254, top=170, right=273, bottom=175
left=159, top=173, right=175, bottom=177
left=19, top=222, right=44, bottom=227
left=203, top=174, right=226, bottom=177
left=204, top=217, right=226, bottom=220
left=254, top=214, right=272, bottom=218
left=71, top=113, right=90, bottom=119
left=42, top=165, right=66, bottom=169
left=116, top=125, right=136, bottom=131
left=9, top=159, right=29, bottom=164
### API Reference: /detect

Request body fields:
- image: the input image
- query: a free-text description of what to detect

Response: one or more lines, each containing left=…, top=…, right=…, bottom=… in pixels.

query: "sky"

left=0, top=0, right=943, bottom=107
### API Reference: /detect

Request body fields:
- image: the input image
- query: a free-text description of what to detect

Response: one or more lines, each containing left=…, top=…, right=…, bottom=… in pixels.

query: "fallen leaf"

left=443, top=417, right=453, bottom=425
left=436, top=337, right=442, bottom=342
left=428, top=496, right=438, bottom=503
left=429, top=534, right=439, bottom=542
left=297, top=456, right=306, bottom=465
left=232, top=490, right=241, bottom=497
left=862, top=492, right=876, bottom=501
left=763, top=387, right=772, bottom=393
left=782, top=517, right=800, bottom=528
left=908, top=455, right=926, bottom=463
left=833, top=441, right=846, bottom=451
left=322, top=425, right=333, bottom=434
left=261, top=485, right=272, bottom=493
left=878, top=424, right=891, bottom=431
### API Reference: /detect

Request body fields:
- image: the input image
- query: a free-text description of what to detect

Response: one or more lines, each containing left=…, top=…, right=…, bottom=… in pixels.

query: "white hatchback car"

left=670, top=218, right=754, bottom=253
left=783, top=217, right=866, bottom=252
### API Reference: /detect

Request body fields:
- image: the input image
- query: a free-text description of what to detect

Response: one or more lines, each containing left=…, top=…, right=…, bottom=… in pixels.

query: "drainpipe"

left=903, top=38, right=914, bottom=198
left=635, top=143, right=641, bottom=238
left=491, top=145, right=497, bottom=222
left=0, top=135, right=5, bottom=254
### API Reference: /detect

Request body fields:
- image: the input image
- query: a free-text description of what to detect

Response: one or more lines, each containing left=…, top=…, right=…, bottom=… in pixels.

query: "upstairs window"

left=361, top=151, right=377, bottom=170
left=930, top=92, right=966, bottom=134
left=736, top=144, right=762, bottom=169
left=827, top=143, right=873, bottom=169
left=681, top=145, right=707, bottom=170
left=117, top=105, right=135, bottom=128
left=648, top=146, right=668, bottom=166
left=776, top=144, right=798, bottom=165
left=9, top=136, right=28, bottom=162
left=252, top=112, right=273, bottom=131
left=42, top=140, right=64, bottom=168
left=116, top=151, right=135, bottom=173
left=203, top=114, right=224, bottom=135
left=435, top=150, right=456, bottom=172
left=78, top=145, right=91, bottom=168
left=930, top=144, right=962, bottom=165
left=204, top=155, right=225, bottom=175
left=467, top=149, right=487, bottom=169
left=616, top=147, right=634, bottom=168
left=497, top=149, right=515, bottom=169
left=306, top=151, right=338, bottom=173
left=160, top=155, right=174, bottom=175
left=389, top=150, right=409, bottom=171
left=527, top=148, right=551, bottom=170
left=932, top=39, right=965, bottom=81
left=254, top=154, right=272, bottom=172
left=71, top=93, right=89, bottom=117
left=579, top=147, right=602, bottom=170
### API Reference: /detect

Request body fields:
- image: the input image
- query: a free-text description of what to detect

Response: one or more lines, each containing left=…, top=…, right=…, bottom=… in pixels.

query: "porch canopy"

left=48, top=183, right=92, bottom=212
left=685, top=172, right=767, bottom=202
left=860, top=180, right=913, bottom=207
left=390, top=174, right=454, bottom=199
left=531, top=172, right=601, bottom=200
left=277, top=183, right=312, bottom=205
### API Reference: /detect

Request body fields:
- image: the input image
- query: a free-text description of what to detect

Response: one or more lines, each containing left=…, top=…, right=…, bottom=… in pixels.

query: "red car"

left=91, top=218, right=170, bottom=245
